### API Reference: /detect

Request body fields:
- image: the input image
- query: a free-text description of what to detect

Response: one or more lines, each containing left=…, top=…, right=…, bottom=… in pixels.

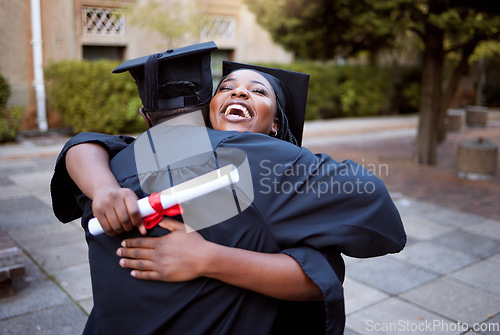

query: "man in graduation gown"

left=51, top=42, right=406, bottom=335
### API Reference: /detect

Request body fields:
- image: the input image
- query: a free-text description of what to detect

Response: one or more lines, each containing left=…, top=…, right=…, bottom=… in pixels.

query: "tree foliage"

left=246, top=0, right=402, bottom=60
left=122, top=0, right=209, bottom=47
left=245, top=0, right=500, bottom=164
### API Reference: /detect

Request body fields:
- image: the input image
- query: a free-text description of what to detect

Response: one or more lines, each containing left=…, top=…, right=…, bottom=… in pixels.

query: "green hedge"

left=45, top=60, right=146, bottom=134
left=0, top=71, right=23, bottom=143
left=0, top=106, right=23, bottom=143
left=261, top=62, right=421, bottom=120
left=45, top=60, right=421, bottom=134
left=0, top=71, right=10, bottom=108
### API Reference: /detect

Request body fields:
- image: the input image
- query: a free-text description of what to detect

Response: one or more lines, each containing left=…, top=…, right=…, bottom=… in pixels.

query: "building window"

left=201, top=16, right=236, bottom=41
left=82, top=46, right=125, bottom=61
left=211, top=49, right=233, bottom=92
left=82, top=7, right=125, bottom=36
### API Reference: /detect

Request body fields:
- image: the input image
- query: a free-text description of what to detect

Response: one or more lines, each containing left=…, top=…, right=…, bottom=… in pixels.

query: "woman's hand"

left=117, top=218, right=211, bottom=282
left=117, top=219, right=322, bottom=302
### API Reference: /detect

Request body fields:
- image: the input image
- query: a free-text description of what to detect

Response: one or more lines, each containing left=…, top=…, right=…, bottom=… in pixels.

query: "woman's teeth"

left=224, top=104, right=252, bottom=119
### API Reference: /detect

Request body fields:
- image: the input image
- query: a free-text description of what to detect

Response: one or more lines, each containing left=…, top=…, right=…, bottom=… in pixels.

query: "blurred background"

left=1, top=1, right=500, bottom=334
left=1, top=0, right=500, bottom=166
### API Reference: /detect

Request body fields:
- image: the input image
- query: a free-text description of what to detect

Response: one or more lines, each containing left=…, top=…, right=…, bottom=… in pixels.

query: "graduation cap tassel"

left=144, top=54, right=160, bottom=112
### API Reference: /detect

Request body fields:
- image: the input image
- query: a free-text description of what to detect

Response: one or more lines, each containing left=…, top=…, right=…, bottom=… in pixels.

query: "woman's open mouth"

left=223, top=104, right=253, bottom=121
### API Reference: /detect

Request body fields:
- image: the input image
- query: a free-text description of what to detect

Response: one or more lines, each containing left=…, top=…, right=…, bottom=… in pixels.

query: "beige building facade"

left=0, top=0, right=293, bottom=130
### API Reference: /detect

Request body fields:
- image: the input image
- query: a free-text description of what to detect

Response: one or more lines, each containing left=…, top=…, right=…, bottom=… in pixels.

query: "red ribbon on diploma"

left=143, top=192, right=183, bottom=229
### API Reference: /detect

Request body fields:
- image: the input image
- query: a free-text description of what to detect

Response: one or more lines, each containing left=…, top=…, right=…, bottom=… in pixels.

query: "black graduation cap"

left=113, top=41, right=218, bottom=111
left=222, top=61, right=309, bottom=146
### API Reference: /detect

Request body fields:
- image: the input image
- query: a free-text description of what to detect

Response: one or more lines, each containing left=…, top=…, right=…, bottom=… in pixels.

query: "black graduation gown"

left=51, top=126, right=406, bottom=335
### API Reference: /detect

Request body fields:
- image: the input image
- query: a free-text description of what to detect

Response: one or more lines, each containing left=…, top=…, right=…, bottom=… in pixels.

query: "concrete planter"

left=465, top=106, right=488, bottom=128
left=456, top=137, right=498, bottom=180
left=445, top=108, right=464, bottom=132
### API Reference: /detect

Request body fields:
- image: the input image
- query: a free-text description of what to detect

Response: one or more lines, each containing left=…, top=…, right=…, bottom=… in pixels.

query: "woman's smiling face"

left=209, top=70, right=279, bottom=135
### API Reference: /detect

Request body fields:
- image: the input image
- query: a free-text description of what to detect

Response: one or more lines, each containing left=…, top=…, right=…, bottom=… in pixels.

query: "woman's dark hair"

left=275, top=100, right=298, bottom=146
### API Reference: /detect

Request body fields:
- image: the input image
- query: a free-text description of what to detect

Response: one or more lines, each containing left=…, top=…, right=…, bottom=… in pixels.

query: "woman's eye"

left=252, top=88, right=267, bottom=95
left=219, top=85, right=232, bottom=91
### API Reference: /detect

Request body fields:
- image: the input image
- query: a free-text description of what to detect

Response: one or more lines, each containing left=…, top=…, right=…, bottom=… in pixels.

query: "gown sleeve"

left=280, top=246, right=345, bottom=335
left=50, top=132, right=135, bottom=223
left=220, top=133, right=406, bottom=257
left=218, top=133, right=406, bottom=334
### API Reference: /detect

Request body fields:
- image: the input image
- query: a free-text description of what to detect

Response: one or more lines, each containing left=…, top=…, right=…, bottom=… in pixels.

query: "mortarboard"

left=222, top=61, right=309, bottom=146
left=113, top=41, right=218, bottom=111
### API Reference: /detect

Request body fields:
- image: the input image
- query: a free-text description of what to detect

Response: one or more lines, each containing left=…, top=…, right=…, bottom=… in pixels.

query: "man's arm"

left=65, top=143, right=145, bottom=235
left=117, top=219, right=323, bottom=302
left=51, top=132, right=135, bottom=223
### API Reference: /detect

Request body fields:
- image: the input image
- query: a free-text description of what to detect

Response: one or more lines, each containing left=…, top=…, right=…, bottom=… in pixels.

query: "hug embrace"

left=50, top=41, right=406, bottom=335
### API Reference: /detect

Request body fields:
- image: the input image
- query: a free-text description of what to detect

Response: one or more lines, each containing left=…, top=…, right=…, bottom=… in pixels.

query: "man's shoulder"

left=71, top=132, right=135, bottom=143
left=209, top=129, right=302, bottom=152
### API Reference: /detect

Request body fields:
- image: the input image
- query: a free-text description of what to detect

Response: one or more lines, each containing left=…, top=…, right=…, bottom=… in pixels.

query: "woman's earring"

left=273, top=129, right=278, bottom=136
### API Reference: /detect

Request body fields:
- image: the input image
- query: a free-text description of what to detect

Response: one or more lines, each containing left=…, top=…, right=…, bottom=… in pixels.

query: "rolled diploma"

left=88, top=164, right=239, bottom=235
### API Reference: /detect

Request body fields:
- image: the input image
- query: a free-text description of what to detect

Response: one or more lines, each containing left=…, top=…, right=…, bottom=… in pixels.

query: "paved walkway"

left=0, top=115, right=499, bottom=334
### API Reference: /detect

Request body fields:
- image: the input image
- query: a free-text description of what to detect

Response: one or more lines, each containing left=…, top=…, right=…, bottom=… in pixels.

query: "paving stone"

left=343, top=255, right=363, bottom=266
left=431, top=230, right=500, bottom=258
left=346, top=297, right=459, bottom=335
left=33, top=189, right=53, bottom=207
left=400, top=215, right=457, bottom=241
left=9, top=170, right=53, bottom=194
left=486, top=254, right=500, bottom=265
left=0, top=196, right=57, bottom=230
left=0, top=196, right=49, bottom=215
left=463, top=219, right=500, bottom=241
left=78, top=297, right=93, bottom=315
left=346, top=257, right=438, bottom=295
left=479, top=314, right=500, bottom=335
left=0, top=254, right=69, bottom=320
left=0, top=174, right=13, bottom=186
left=0, top=183, right=32, bottom=200
left=393, top=198, right=444, bottom=218
left=448, top=260, right=500, bottom=295
left=35, top=156, right=58, bottom=170
left=52, top=263, right=92, bottom=301
left=8, top=221, right=83, bottom=249
left=392, top=241, right=479, bottom=274
left=344, top=277, right=389, bottom=315
left=401, top=277, right=500, bottom=325
left=0, top=159, right=43, bottom=174
left=28, top=240, right=89, bottom=271
left=0, top=302, right=87, bottom=335
left=420, top=207, right=488, bottom=228
left=344, top=327, right=362, bottom=335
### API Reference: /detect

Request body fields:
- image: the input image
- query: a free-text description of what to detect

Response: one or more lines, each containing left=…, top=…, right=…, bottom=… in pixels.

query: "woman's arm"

left=204, top=239, right=322, bottom=301
left=66, top=145, right=322, bottom=300
left=65, top=143, right=145, bottom=235
left=117, top=218, right=322, bottom=302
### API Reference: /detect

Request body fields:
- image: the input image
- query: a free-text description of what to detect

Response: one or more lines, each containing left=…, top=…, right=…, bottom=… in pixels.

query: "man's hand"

left=117, top=218, right=210, bottom=281
left=92, top=187, right=146, bottom=236
left=65, top=143, right=146, bottom=236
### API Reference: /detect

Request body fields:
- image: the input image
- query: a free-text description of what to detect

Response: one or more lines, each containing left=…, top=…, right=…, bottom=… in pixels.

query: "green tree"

left=246, top=0, right=500, bottom=164
left=122, top=0, right=209, bottom=48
